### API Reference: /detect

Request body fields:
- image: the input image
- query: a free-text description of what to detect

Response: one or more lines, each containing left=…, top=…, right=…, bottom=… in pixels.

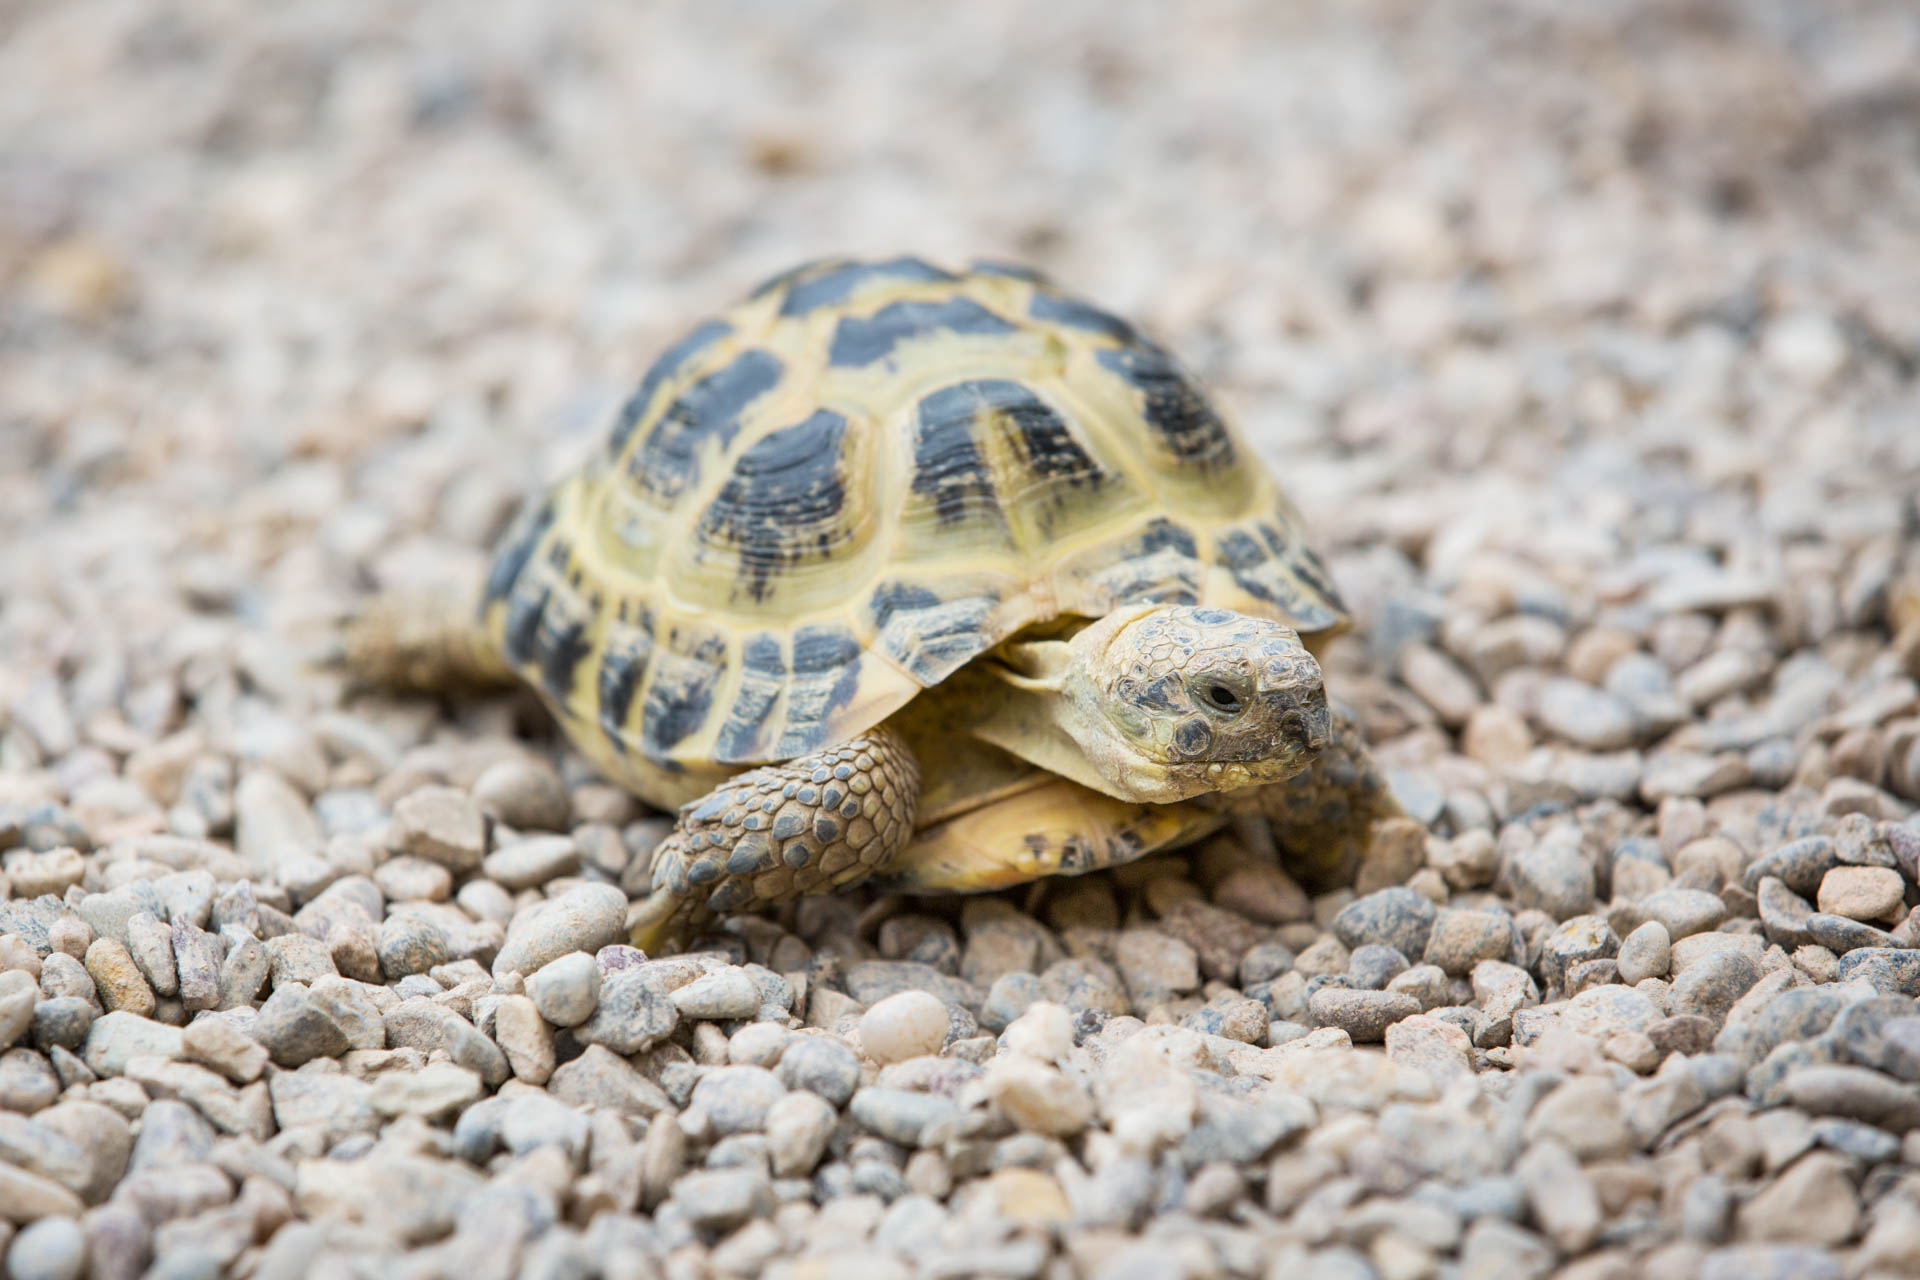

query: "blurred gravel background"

left=5, top=2, right=1920, bottom=1278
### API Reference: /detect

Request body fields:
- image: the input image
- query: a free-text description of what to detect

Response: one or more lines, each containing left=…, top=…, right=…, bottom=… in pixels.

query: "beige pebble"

left=985, top=1055, right=1093, bottom=1136
left=1000, top=1001, right=1074, bottom=1063
left=858, top=990, right=949, bottom=1064
left=1817, top=866, right=1906, bottom=924
left=84, top=938, right=155, bottom=1018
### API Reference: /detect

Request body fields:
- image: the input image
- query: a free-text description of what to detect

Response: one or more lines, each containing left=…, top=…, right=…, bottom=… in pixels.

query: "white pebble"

left=1000, top=1001, right=1074, bottom=1064
left=858, top=990, right=949, bottom=1064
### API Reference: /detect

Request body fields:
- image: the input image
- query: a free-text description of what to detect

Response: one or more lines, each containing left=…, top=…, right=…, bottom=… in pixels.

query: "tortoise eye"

left=1204, top=684, right=1243, bottom=715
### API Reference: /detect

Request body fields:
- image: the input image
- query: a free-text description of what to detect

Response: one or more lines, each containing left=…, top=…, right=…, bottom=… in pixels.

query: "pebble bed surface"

left=6, top=2, right=1920, bottom=1278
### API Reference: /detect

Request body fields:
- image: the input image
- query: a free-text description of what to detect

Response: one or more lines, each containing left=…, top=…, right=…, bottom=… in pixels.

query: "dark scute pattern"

left=696, top=409, right=850, bottom=600
left=779, top=256, right=957, bottom=316
left=1261, top=521, right=1346, bottom=615
left=1095, top=344, right=1237, bottom=467
left=629, top=348, right=783, bottom=498
left=976, top=378, right=1103, bottom=485
left=874, top=592, right=998, bottom=684
left=639, top=630, right=726, bottom=758
left=483, top=498, right=556, bottom=606
left=595, top=613, right=654, bottom=751
left=1030, top=289, right=1139, bottom=343
left=715, top=676, right=780, bottom=762
left=775, top=655, right=866, bottom=759
left=535, top=617, right=591, bottom=706
left=828, top=297, right=1018, bottom=367
left=717, top=633, right=785, bottom=760
left=1214, top=526, right=1343, bottom=629
left=1138, top=517, right=1199, bottom=559
left=1214, top=528, right=1280, bottom=606
left=742, top=632, right=786, bottom=676
left=774, top=623, right=866, bottom=755
left=606, top=319, right=733, bottom=457
left=501, top=585, right=548, bottom=666
left=911, top=383, right=1002, bottom=525
left=1215, top=529, right=1269, bottom=575
left=867, top=582, right=943, bottom=632
left=791, top=623, right=861, bottom=674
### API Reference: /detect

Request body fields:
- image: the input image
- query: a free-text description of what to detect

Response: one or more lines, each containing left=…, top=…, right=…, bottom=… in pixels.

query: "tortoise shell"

left=480, top=256, right=1346, bottom=773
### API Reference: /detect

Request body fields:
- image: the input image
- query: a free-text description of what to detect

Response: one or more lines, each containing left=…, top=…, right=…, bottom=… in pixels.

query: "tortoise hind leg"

left=1252, top=702, right=1403, bottom=892
left=630, top=726, right=920, bottom=952
left=338, top=582, right=515, bottom=694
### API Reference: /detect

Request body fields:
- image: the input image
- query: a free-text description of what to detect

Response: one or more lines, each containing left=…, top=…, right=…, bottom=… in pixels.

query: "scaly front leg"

left=629, top=726, right=921, bottom=951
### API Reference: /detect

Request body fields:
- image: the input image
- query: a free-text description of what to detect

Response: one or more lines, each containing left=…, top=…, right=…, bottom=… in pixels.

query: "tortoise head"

left=987, top=603, right=1330, bottom=805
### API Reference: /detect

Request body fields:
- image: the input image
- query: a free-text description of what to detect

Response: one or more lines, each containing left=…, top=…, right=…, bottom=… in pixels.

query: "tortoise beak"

left=1266, top=688, right=1331, bottom=759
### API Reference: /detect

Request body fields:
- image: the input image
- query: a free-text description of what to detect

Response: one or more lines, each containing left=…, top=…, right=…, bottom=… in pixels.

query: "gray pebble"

left=525, top=951, right=601, bottom=1028
left=765, top=1091, right=837, bottom=1177
left=1699, top=1246, right=1841, bottom=1280
left=1535, top=678, right=1639, bottom=750
left=1307, top=988, right=1420, bottom=1042
left=1836, top=948, right=1920, bottom=995
left=0, top=1047, right=60, bottom=1112
left=0, top=970, right=35, bottom=1048
left=575, top=969, right=677, bottom=1055
left=847, top=1088, right=957, bottom=1146
left=1784, top=1064, right=1920, bottom=1132
left=491, top=884, right=629, bottom=979
left=83, top=1011, right=183, bottom=1077
left=1332, top=888, right=1437, bottom=959
left=1346, top=944, right=1410, bottom=990
left=471, top=759, right=571, bottom=832
left=1422, top=908, right=1516, bottom=977
left=128, top=1098, right=215, bottom=1170
left=377, top=915, right=450, bottom=980
left=981, top=972, right=1043, bottom=1032
left=1615, top=920, right=1671, bottom=983
left=1238, top=943, right=1295, bottom=986
left=774, top=1035, right=861, bottom=1107
left=1636, top=888, right=1727, bottom=939
left=1506, top=837, right=1596, bottom=920
left=1808, top=1117, right=1898, bottom=1163
left=481, top=835, right=580, bottom=892
left=1806, top=912, right=1895, bottom=953
left=1536, top=916, right=1617, bottom=992
left=1743, top=837, right=1841, bottom=896
left=1670, top=951, right=1760, bottom=1027
left=1039, top=956, right=1129, bottom=1017
left=670, top=967, right=762, bottom=1022
left=668, top=1167, right=773, bottom=1231
left=217, top=929, right=268, bottom=1008
left=549, top=1045, right=671, bottom=1118
left=689, top=1065, right=787, bottom=1136
left=124, top=912, right=177, bottom=997
left=250, top=983, right=351, bottom=1066
left=30, top=997, right=95, bottom=1053
left=1715, top=988, right=1842, bottom=1071
left=7, top=1215, right=86, bottom=1280
left=390, top=785, right=486, bottom=872
left=1757, top=877, right=1815, bottom=950
left=1835, top=1011, right=1920, bottom=1082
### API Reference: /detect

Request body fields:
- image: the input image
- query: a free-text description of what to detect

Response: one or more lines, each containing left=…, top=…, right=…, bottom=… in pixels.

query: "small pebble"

left=859, top=990, right=951, bottom=1065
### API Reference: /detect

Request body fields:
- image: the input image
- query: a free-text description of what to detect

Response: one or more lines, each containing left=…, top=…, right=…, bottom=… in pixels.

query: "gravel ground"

left=6, top=2, right=1920, bottom=1277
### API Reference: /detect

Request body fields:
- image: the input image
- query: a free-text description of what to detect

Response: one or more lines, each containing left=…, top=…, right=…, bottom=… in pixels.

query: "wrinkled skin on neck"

left=967, top=603, right=1331, bottom=804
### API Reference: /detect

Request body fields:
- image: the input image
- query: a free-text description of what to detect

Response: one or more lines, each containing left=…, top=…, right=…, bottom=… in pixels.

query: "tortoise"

left=347, top=256, right=1400, bottom=951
